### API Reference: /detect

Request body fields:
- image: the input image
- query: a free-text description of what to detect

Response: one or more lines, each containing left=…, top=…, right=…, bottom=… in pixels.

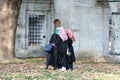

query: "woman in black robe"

left=46, top=33, right=60, bottom=70
left=57, top=37, right=67, bottom=69
left=46, top=27, right=68, bottom=70
left=66, top=29, right=76, bottom=70
left=66, top=37, right=76, bottom=70
left=56, top=27, right=68, bottom=70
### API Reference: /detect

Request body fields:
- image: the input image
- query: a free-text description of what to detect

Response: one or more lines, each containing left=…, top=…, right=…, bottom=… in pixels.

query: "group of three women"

left=46, top=19, right=76, bottom=71
left=46, top=27, right=75, bottom=70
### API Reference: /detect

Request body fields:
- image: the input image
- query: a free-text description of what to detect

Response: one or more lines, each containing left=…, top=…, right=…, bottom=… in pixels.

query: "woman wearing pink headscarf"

left=66, top=28, right=76, bottom=70
left=56, top=27, right=68, bottom=41
left=66, top=29, right=75, bottom=42
left=55, top=27, right=68, bottom=70
left=46, top=19, right=68, bottom=71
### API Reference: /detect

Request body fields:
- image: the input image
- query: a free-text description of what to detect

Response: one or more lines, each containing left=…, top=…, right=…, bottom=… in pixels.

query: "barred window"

left=28, top=14, right=44, bottom=46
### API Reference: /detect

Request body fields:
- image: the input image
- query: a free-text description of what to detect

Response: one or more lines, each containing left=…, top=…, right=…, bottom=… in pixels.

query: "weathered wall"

left=109, top=2, right=120, bottom=54
left=106, top=2, right=120, bottom=63
left=16, top=0, right=120, bottom=63
left=54, top=0, right=109, bottom=61
left=15, top=0, right=53, bottom=58
left=109, top=2, right=120, bottom=12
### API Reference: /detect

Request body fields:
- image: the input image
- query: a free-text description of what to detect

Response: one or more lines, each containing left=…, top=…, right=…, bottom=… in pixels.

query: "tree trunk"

left=0, top=0, right=21, bottom=60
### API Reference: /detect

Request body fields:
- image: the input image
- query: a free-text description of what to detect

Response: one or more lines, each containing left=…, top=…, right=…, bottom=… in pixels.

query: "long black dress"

left=66, top=37, right=76, bottom=69
left=57, top=37, right=67, bottom=68
left=48, top=33, right=60, bottom=69
left=46, top=33, right=67, bottom=69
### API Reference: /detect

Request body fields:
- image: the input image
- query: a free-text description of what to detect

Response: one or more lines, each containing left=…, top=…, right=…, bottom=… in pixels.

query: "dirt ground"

left=0, top=58, right=120, bottom=80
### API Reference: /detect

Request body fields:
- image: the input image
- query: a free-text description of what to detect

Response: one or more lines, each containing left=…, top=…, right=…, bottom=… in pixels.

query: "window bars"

left=28, top=15, right=44, bottom=46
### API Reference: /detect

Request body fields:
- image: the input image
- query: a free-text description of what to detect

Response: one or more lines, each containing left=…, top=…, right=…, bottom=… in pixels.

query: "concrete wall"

left=109, top=2, right=120, bottom=12
left=15, top=0, right=54, bottom=58
left=109, top=2, right=120, bottom=54
left=54, top=0, right=110, bottom=60
left=105, top=2, right=120, bottom=63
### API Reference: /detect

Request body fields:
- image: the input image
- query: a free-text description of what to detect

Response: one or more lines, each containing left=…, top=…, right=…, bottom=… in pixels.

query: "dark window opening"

left=28, top=14, right=45, bottom=46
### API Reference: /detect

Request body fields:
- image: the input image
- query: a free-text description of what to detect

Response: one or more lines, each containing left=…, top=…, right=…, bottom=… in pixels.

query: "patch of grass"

left=15, top=74, right=32, bottom=80
left=52, top=72, right=60, bottom=79
left=33, top=70, right=70, bottom=80
left=26, top=59, right=37, bottom=63
left=0, top=72, right=3, bottom=75
left=25, top=58, right=44, bottom=64
left=40, top=70, right=52, bottom=79
left=33, top=70, right=52, bottom=79
left=87, top=68, right=92, bottom=72
left=95, top=69, right=102, bottom=72
left=82, top=61, right=98, bottom=64
left=8, top=60, right=23, bottom=64
left=64, top=72, right=75, bottom=80
left=4, top=77, right=12, bottom=80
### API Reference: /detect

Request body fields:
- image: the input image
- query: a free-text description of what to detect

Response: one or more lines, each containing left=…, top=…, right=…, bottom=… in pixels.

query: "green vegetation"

left=15, top=74, right=32, bottom=80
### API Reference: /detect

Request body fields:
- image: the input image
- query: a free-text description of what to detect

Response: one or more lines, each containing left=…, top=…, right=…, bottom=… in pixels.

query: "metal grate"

left=28, top=15, right=44, bottom=46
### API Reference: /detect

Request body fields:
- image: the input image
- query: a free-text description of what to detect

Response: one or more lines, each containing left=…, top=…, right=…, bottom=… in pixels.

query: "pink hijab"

left=56, top=27, right=68, bottom=42
left=66, top=28, right=75, bottom=42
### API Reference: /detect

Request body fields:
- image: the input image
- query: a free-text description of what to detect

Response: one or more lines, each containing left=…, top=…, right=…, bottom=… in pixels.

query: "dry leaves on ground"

left=0, top=58, right=120, bottom=80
